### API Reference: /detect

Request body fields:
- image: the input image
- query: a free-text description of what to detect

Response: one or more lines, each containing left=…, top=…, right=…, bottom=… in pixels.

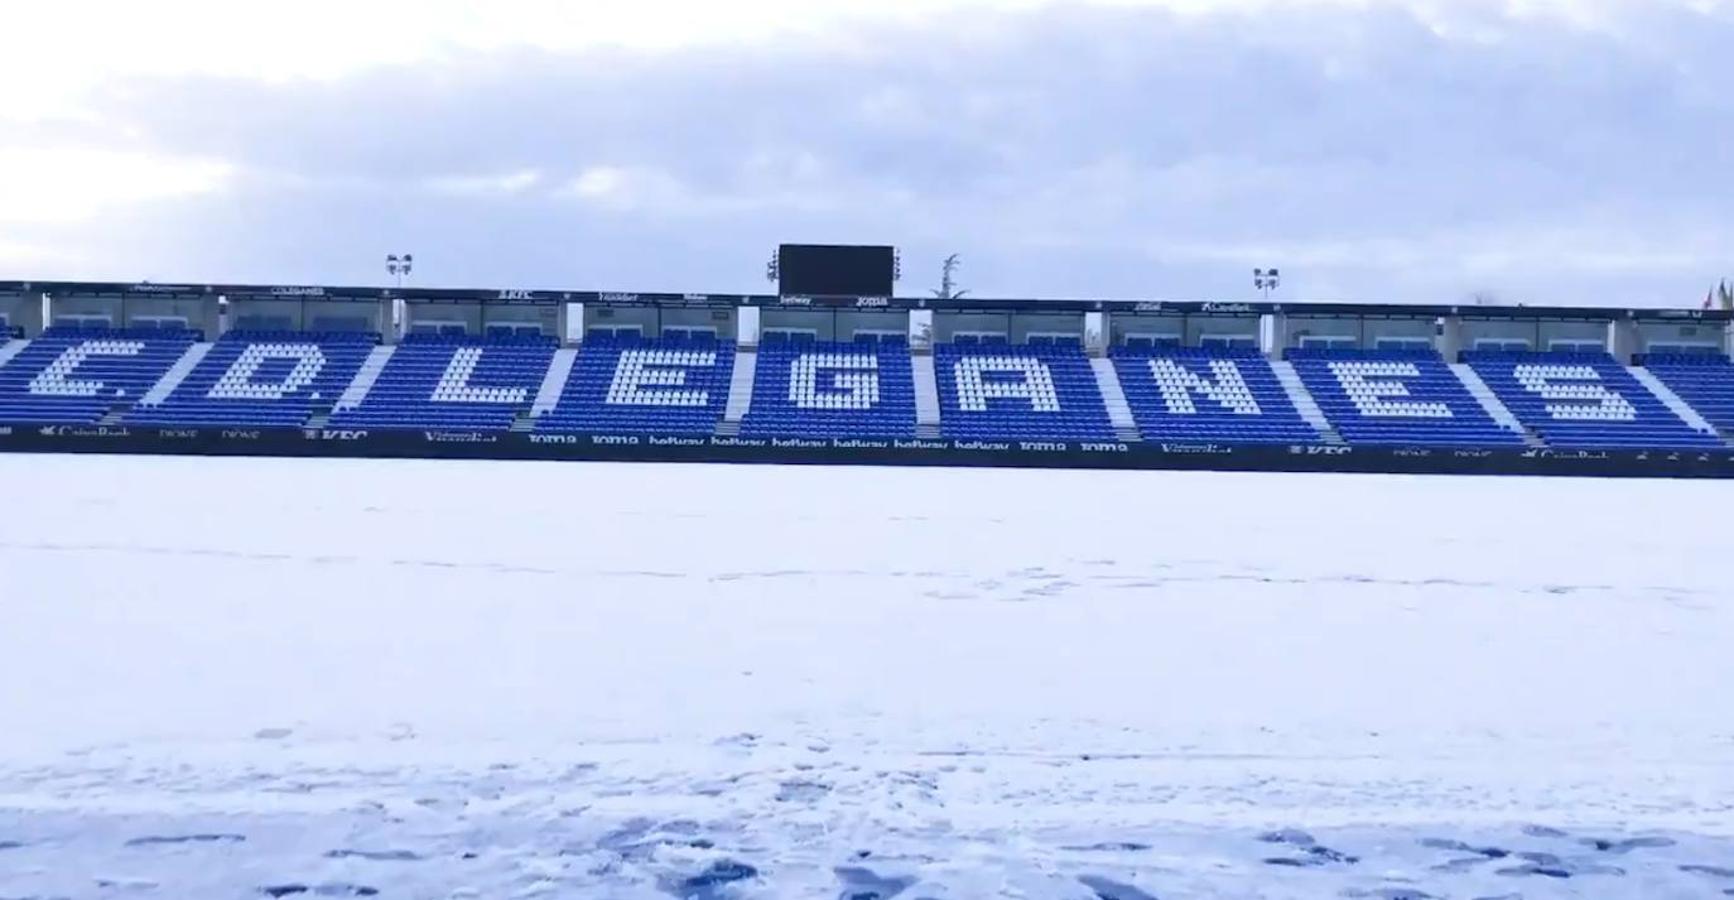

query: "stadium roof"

left=1, top=279, right=1726, bottom=322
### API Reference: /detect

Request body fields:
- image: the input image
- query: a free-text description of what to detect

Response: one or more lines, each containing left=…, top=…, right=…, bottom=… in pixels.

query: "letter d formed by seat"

left=211, top=344, right=326, bottom=400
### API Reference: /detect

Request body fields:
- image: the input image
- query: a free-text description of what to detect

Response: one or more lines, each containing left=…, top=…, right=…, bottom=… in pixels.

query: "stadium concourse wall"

left=3, top=424, right=1733, bottom=478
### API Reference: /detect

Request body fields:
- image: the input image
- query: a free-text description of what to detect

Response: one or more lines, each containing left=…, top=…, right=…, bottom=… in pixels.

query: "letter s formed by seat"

left=1513, top=364, right=1636, bottom=422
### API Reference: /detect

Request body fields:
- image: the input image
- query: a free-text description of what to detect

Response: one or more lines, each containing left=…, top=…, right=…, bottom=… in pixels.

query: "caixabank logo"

left=39, top=425, right=132, bottom=438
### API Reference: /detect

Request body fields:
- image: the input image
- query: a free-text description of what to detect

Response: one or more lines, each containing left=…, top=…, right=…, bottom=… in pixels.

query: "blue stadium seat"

left=741, top=340, right=916, bottom=439
left=327, top=334, right=555, bottom=431
left=1465, top=351, right=1721, bottom=449
left=536, top=335, right=734, bottom=436
left=934, top=343, right=1114, bottom=440
left=1287, top=348, right=1525, bottom=447
left=1114, top=346, right=1318, bottom=444
left=0, top=327, right=200, bottom=425
left=1641, top=353, right=1734, bottom=432
left=125, top=331, right=379, bottom=428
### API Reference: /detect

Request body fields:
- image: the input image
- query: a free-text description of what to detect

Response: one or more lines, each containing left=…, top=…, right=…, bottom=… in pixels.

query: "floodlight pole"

left=386, top=253, right=414, bottom=289
left=1254, top=267, right=1281, bottom=300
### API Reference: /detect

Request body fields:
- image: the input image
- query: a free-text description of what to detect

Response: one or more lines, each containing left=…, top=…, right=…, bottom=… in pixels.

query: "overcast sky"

left=2, top=0, right=1730, bottom=306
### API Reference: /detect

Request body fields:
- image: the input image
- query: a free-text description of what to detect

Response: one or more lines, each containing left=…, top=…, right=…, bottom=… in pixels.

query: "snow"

left=2, top=454, right=1732, bottom=898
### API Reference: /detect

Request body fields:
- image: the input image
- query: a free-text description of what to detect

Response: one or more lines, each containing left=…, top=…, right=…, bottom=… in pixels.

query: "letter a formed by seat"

left=954, top=356, right=1060, bottom=412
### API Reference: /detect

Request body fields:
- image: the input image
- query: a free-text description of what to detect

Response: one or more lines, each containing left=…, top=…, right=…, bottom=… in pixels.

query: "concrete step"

left=1452, top=363, right=1544, bottom=447
left=912, top=353, right=942, bottom=429
left=336, top=345, right=395, bottom=410
left=723, top=349, right=757, bottom=423
left=1630, top=366, right=1721, bottom=438
left=1089, top=357, right=1141, bottom=441
left=138, top=342, right=212, bottom=407
left=1269, top=360, right=1344, bottom=445
left=531, top=348, right=578, bottom=419
left=0, top=338, right=31, bottom=370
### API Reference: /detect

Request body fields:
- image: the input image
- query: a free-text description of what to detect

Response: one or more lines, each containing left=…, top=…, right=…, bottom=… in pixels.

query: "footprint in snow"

left=1077, top=875, right=1159, bottom=900
left=1579, top=835, right=1675, bottom=853
left=776, top=780, right=831, bottom=803
left=835, top=865, right=915, bottom=899
left=259, top=884, right=379, bottom=897
left=126, top=833, right=246, bottom=847
left=667, top=860, right=758, bottom=900
left=323, top=849, right=423, bottom=862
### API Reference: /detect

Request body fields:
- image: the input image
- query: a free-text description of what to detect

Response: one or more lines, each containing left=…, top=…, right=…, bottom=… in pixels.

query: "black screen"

left=778, top=244, right=894, bottom=297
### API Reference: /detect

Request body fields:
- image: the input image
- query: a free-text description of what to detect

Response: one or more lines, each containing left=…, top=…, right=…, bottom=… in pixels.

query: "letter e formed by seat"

left=791, top=353, right=879, bottom=409
left=1329, top=361, right=1452, bottom=418
left=608, top=348, right=716, bottom=406
left=29, top=341, right=145, bottom=397
left=212, top=344, right=326, bottom=400
left=954, top=356, right=1060, bottom=412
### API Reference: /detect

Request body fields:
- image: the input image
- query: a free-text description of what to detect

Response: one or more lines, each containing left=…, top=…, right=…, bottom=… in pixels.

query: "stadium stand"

left=1286, top=348, right=1526, bottom=447
left=741, top=339, right=917, bottom=439
left=1464, top=351, right=1723, bottom=449
left=934, top=342, right=1115, bottom=440
left=126, top=331, right=377, bottom=428
left=536, top=335, right=735, bottom=435
left=326, top=333, right=555, bottom=431
left=1639, top=353, right=1734, bottom=433
left=1112, top=346, right=1318, bottom=444
left=0, top=326, right=199, bottom=424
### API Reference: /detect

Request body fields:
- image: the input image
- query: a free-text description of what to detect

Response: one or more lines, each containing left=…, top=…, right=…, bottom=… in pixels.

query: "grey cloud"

left=23, top=1, right=1734, bottom=304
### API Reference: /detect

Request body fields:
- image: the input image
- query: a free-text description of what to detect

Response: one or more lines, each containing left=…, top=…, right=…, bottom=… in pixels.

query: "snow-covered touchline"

left=2, top=455, right=1731, bottom=898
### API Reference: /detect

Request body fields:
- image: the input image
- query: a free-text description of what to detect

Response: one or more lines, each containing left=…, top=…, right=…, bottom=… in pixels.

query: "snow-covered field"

left=2, top=455, right=1732, bottom=899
